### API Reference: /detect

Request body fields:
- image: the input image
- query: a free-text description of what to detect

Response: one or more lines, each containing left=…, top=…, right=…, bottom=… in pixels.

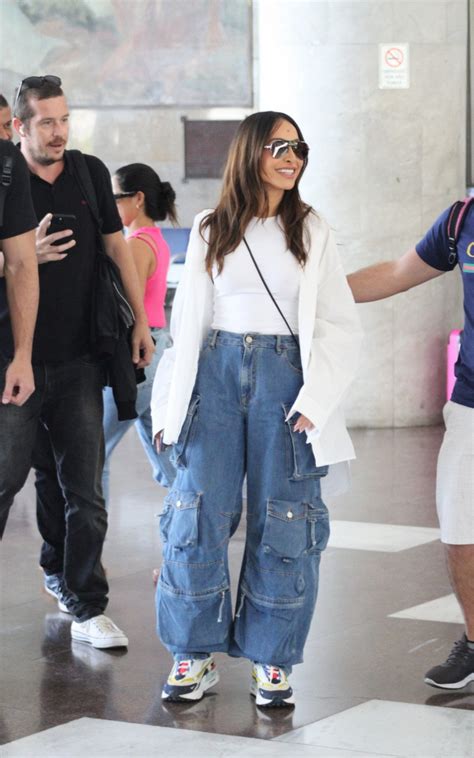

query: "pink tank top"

left=128, top=226, right=170, bottom=328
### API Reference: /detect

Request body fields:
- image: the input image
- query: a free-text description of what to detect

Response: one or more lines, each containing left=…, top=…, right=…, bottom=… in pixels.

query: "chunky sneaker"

left=43, top=572, right=71, bottom=614
left=251, top=663, right=295, bottom=707
left=161, top=656, right=219, bottom=702
left=424, top=635, right=474, bottom=689
left=70, top=614, right=128, bottom=649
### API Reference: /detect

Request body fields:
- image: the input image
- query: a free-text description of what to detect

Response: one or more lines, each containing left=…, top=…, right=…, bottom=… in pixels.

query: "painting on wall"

left=0, top=0, right=253, bottom=107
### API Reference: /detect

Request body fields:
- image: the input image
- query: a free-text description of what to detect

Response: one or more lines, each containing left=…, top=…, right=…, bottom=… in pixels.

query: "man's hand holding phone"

left=36, top=213, right=77, bottom=264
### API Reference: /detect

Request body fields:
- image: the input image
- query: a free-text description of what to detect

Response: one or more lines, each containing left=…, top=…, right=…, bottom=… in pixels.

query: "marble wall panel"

left=345, top=297, right=395, bottom=427
left=257, top=0, right=329, bottom=46
left=393, top=276, right=450, bottom=426
left=327, top=1, right=393, bottom=44
left=421, top=121, right=464, bottom=199
left=446, top=0, right=469, bottom=43
left=258, top=0, right=467, bottom=426
left=392, top=1, right=449, bottom=43
left=410, top=43, right=466, bottom=118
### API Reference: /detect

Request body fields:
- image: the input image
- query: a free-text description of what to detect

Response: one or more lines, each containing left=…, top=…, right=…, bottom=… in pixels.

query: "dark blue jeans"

left=0, top=354, right=108, bottom=622
left=156, top=331, right=330, bottom=667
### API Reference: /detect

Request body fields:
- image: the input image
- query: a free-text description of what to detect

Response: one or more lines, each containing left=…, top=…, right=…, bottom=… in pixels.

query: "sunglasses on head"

left=13, top=75, right=62, bottom=110
left=263, top=138, right=309, bottom=161
left=113, top=191, right=137, bottom=200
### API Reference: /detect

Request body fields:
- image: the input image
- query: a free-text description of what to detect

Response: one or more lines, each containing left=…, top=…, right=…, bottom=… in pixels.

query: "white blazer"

left=151, top=210, right=363, bottom=490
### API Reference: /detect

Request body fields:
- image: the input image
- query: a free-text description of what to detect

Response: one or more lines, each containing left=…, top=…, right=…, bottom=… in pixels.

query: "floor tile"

left=2, top=717, right=391, bottom=757
left=389, top=593, right=464, bottom=624
left=328, top=521, right=440, bottom=552
left=275, top=700, right=474, bottom=757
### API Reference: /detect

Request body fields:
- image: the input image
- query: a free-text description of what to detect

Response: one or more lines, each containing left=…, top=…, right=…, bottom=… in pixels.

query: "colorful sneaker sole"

left=161, top=665, right=219, bottom=702
left=250, top=680, right=295, bottom=708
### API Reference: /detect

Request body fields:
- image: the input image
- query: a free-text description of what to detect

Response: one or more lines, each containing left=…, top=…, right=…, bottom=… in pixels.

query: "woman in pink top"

left=102, top=163, right=177, bottom=500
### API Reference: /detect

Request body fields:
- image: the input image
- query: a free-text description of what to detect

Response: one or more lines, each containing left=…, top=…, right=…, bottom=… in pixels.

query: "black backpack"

left=67, top=150, right=135, bottom=337
left=67, top=149, right=141, bottom=419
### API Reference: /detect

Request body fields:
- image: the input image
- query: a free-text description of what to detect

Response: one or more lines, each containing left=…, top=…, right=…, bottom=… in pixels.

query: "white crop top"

left=211, top=216, right=300, bottom=335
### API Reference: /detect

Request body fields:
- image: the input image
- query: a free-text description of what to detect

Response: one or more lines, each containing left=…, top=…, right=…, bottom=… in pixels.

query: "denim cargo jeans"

left=156, top=330, right=330, bottom=667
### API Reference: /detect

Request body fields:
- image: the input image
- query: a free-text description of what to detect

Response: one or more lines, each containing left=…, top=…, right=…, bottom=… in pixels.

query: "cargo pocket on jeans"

left=262, top=499, right=309, bottom=559
left=157, top=489, right=231, bottom=649
left=159, top=490, right=200, bottom=549
left=172, top=394, right=200, bottom=469
left=282, top=404, right=329, bottom=481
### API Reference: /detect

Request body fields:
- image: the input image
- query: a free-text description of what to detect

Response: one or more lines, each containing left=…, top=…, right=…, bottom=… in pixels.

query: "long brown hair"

left=201, top=111, right=313, bottom=275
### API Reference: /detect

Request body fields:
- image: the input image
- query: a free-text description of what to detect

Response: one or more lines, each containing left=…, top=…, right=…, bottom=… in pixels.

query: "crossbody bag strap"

left=67, top=149, right=106, bottom=254
left=242, top=235, right=299, bottom=348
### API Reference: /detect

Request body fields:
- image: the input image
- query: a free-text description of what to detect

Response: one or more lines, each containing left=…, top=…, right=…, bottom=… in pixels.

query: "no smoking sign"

left=379, top=43, right=410, bottom=89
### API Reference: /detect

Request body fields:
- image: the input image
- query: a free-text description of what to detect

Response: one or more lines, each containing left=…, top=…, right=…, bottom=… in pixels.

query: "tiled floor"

left=390, top=593, right=464, bottom=624
left=1, top=425, right=473, bottom=757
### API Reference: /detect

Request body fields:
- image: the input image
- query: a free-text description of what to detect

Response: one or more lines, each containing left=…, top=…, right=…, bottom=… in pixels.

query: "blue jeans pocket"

left=262, top=498, right=308, bottom=559
left=172, top=394, right=200, bottom=469
left=282, top=404, right=329, bottom=480
left=160, top=490, right=200, bottom=548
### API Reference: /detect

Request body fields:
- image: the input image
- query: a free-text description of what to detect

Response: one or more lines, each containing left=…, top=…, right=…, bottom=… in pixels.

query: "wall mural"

left=0, top=0, right=253, bottom=107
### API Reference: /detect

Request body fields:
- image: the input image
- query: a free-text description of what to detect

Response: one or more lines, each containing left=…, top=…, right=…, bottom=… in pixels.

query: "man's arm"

left=2, top=229, right=39, bottom=405
left=102, top=230, right=154, bottom=367
left=347, top=247, right=444, bottom=303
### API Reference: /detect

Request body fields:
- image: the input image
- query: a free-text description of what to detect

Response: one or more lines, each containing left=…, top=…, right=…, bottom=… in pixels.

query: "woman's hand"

left=293, top=414, right=314, bottom=433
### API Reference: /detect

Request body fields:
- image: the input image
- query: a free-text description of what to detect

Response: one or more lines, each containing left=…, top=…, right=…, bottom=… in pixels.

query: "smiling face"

left=259, top=119, right=304, bottom=214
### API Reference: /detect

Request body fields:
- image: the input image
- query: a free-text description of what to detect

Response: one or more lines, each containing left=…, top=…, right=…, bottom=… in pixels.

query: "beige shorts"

left=436, top=401, right=474, bottom=544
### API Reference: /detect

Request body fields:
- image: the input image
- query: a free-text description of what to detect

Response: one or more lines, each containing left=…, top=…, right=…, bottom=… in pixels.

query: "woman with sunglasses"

left=104, top=163, right=177, bottom=499
left=151, top=111, right=362, bottom=708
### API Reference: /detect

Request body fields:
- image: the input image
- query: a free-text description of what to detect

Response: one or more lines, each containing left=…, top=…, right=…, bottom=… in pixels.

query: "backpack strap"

left=446, top=197, right=474, bottom=266
left=0, top=154, right=13, bottom=227
left=66, top=149, right=103, bottom=232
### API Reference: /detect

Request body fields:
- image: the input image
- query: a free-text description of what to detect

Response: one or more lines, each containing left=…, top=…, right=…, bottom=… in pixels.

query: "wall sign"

left=379, top=44, right=410, bottom=89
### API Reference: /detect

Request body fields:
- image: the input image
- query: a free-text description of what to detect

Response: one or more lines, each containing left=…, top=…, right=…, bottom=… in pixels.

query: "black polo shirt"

left=0, top=149, right=122, bottom=362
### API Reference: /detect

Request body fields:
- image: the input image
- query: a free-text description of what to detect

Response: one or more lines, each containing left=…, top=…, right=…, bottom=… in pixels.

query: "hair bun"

left=161, top=181, right=176, bottom=204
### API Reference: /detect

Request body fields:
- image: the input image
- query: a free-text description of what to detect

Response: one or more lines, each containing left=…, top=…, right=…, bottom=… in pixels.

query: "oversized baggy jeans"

left=156, top=330, right=330, bottom=667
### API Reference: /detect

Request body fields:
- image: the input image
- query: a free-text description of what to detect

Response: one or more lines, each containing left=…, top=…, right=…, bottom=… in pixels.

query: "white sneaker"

left=161, top=656, right=219, bottom=701
left=70, top=614, right=128, bottom=649
left=251, top=663, right=295, bottom=707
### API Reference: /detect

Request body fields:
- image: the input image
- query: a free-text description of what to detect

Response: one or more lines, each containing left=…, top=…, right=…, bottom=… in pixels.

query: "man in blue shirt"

left=348, top=204, right=474, bottom=690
